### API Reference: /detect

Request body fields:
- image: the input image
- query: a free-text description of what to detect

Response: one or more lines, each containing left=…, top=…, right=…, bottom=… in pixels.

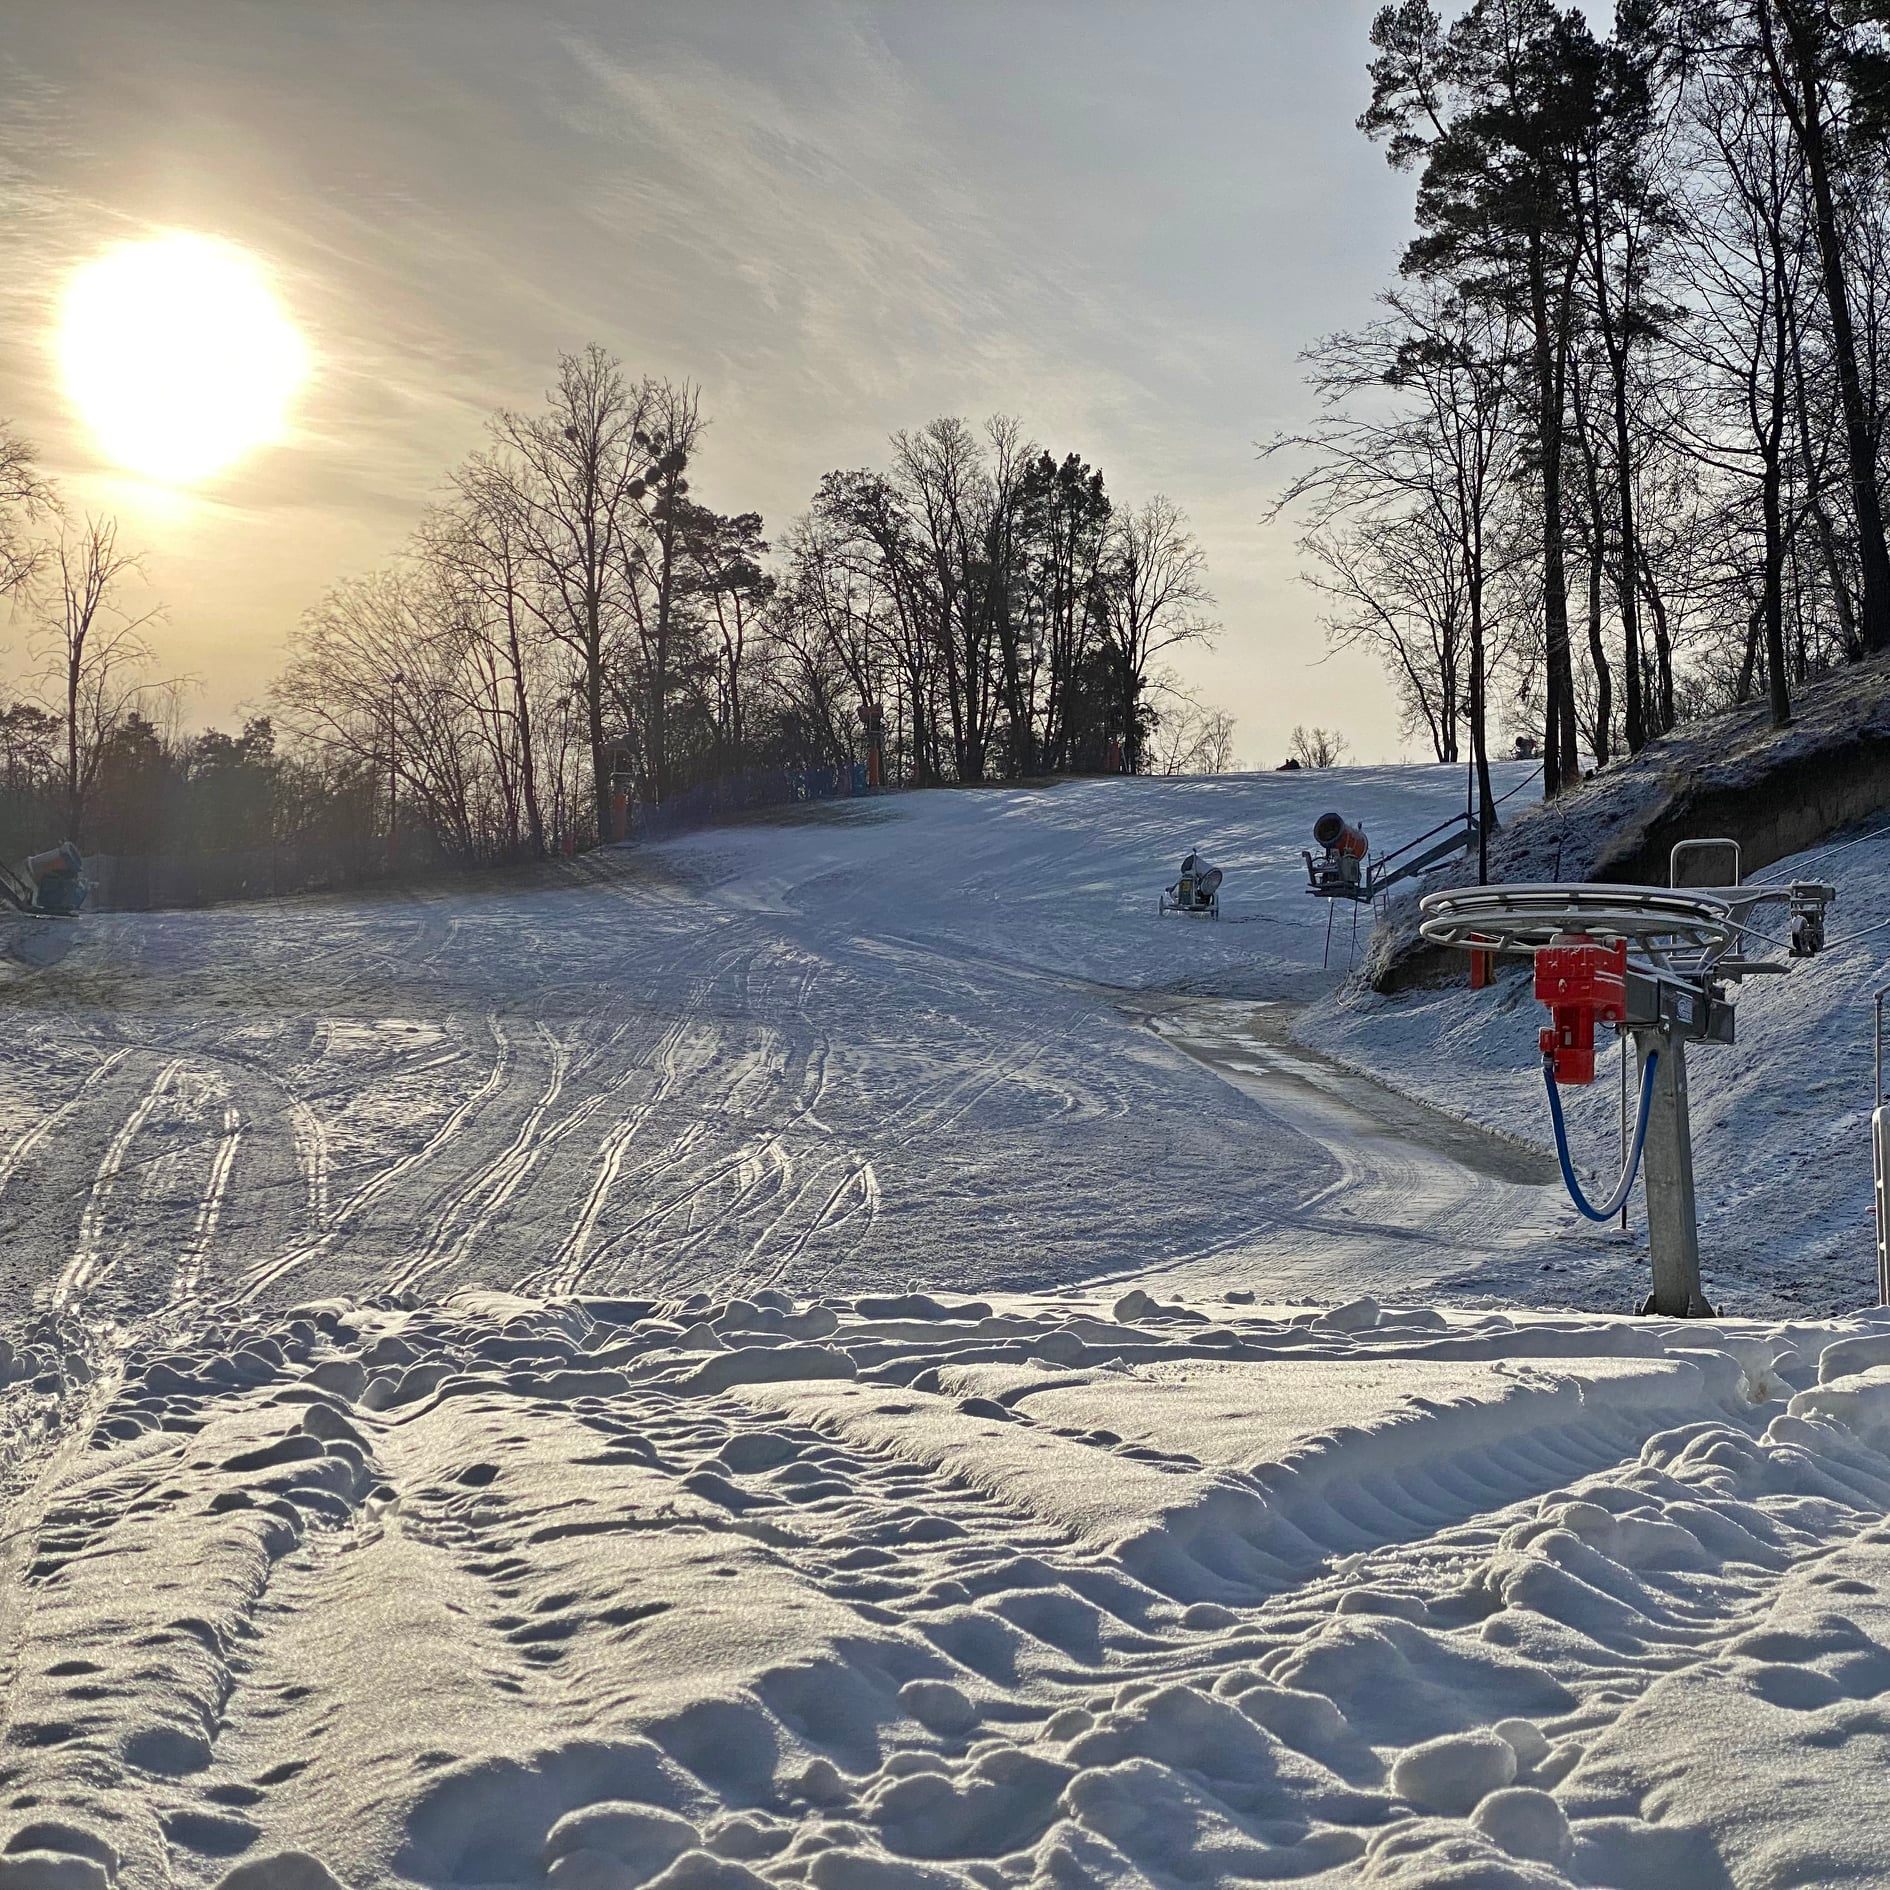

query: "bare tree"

left=488, top=346, right=652, bottom=843
left=431, top=462, right=552, bottom=856
left=1670, top=57, right=1810, bottom=725
left=1268, top=294, right=1519, bottom=824
left=620, top=378, right=702, bottom=804
left=0, top=425, right=53, bottom=606
left=682, top=506, right=773, bottom=763
left=889, top=417, right=1006, bottom=782
left=1147, top=695, right=1240, bottom=775
left=1104, top=495, right=1217, bottom=774
left=1751, top=0, right=1890, bottom=653
left=1290, top=723, right=1350, bottom=768
left=35, top=517, right=161, bottom=836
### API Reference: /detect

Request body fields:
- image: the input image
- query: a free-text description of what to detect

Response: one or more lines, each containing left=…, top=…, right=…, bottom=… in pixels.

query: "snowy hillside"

left=9, top=1282, right=1890, bottom=1889
left=5, top=765, right=1890, bottom=1889
left=0, top=763, right=1531, bottom=1325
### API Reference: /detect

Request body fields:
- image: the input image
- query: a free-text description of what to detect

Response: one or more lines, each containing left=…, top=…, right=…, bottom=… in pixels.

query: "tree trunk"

left=1607, top=350, right=1646, bottom=752
left=651, top=490, right=677, bottom=805
left=1529, top=234, right=1579, bottom=793
left=587, top=601, right=610, bottom=846
left=503, top=601, right=546, bottom=859
left=1572, top=367, right=1613, bottom=764
left=1469, top=569, right=1495, bottom=882
left=66, top=645, right=80, bottom=838
left=1636, top=552, right=1676, bottom=732
left=1768, top=0, right=1890, bottom=652
left=1764, top=245, right=1793, bottom=727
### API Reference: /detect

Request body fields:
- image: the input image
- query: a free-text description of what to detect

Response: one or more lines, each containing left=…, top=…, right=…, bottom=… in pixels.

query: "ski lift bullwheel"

left=1418, top=884, right=1734, bottom=972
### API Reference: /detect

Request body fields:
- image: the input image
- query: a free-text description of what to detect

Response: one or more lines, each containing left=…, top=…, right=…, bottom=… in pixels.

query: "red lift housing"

left=1534, top=934, right=1626, bottom=1085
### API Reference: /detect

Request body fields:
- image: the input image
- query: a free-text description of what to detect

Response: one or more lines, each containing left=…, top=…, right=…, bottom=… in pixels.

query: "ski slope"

left=0, top=764, right=1537, bottom=1330
left=2, top=765, right=1890, bottom=1889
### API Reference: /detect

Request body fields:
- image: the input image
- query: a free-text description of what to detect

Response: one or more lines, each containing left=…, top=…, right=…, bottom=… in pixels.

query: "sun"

left=57, top=231, right=310, bottom=487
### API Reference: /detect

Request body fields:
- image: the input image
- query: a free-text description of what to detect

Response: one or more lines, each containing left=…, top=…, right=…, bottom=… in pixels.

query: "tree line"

left=0, top=351, right=1225, bottom=882
left=1269, top=0, right=1890, bottom=823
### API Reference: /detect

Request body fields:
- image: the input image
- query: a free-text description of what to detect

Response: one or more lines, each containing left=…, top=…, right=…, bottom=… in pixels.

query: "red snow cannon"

left=1312, top=812, right=1368, bottom=861
left=1534, top=934, right=1626, bottom=1085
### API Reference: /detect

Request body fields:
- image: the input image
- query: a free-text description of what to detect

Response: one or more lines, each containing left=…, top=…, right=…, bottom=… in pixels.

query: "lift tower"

left=1417, top=853, right=1834, bottom=1316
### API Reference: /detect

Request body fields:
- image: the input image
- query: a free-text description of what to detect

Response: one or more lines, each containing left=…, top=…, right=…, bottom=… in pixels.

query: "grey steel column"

left=1636, top=1028, right=1710, bottom=1317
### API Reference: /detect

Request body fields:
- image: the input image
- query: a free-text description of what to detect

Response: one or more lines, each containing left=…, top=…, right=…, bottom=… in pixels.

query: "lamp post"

left=386, top=670, right=405, bottom=871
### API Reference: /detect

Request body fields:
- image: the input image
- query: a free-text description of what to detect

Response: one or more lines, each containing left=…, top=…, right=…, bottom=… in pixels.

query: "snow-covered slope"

left=2, top=765, right=1888, bottom=1889
left=0, top=764, right=1528, bottom=1327
left=677, top=764, right=1528, bottom=997
left=6, top=1284, right=1890, bottom=1889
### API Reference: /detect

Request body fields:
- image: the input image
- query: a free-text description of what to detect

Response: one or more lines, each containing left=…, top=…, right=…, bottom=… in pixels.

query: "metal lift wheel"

left=1418, top=883, right=1734, bottom=968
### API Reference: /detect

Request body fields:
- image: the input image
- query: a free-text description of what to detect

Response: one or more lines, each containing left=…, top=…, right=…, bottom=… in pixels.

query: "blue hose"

left=1542, top=1046, right=1658, bottom=1222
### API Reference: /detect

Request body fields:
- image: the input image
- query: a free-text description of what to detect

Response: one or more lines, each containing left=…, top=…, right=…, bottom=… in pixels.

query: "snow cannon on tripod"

left=1160, top=849, right=1222, bottom=919
left=0, top=842, right=87, bottom=919
left=1306, top=813, right=1369, bottom=898
left=1419, top=844, right=1836, bottom=1318
left=1303, top=797, right=1497, bottom=968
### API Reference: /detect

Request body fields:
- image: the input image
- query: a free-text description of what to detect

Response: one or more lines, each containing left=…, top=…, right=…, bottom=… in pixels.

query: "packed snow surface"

left=0, top=765, right=1541, bottom=1321
left=1, top=765, right=1888, bottom=1888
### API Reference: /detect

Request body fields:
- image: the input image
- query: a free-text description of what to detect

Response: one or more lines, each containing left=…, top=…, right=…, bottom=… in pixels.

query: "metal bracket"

left=1622, top=970, right=1735, bottom=1045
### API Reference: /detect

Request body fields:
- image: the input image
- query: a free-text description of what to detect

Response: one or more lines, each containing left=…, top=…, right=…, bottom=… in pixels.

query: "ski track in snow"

left=0, top=766, right=1888, bottom=1887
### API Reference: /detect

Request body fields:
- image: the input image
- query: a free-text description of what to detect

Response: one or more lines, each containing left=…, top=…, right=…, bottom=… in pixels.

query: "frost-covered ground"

left=4, top=765, right=1890, bottom=1889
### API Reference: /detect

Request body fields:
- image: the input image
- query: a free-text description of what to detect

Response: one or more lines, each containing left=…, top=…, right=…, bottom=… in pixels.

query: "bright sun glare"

left=58, top=231, right=309, bottom=487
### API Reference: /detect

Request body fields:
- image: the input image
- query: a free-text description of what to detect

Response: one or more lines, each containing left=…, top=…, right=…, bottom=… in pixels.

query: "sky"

left=0, top=0, right=1437, bottom=767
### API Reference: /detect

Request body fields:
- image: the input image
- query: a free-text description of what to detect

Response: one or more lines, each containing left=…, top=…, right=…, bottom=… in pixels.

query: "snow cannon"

left=11, top=842, right=87, bottom=918
left=1159, top=849, right=1222, bottom=919
left=1304, top=813, right=1370, bottom=912
left=1312, top=812, right=1368, bottom=861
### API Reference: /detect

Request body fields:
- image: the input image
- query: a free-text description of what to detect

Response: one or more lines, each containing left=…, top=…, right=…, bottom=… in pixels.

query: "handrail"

left=1375, top=808, right=1476, bottom=873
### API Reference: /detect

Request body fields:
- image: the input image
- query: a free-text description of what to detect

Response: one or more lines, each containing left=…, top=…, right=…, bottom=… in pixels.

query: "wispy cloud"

left=0, top=0, right=1421, bottom=758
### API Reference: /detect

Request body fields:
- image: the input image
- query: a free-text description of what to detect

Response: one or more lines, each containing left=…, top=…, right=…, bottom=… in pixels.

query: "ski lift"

left=1419, top=844, right=1836, bottom=1317
left=1160, top=849, right=1222, bottom=919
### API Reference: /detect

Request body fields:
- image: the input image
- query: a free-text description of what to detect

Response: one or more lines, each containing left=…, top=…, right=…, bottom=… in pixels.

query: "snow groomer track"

left=4, top=769, right=1890, bottom=1888
left=0, top=769, right=1548, bottom=1328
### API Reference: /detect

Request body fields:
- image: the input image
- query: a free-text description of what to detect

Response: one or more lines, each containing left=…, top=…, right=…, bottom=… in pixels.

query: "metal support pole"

left=1875, top=1096, right=1889, bottom=1308
left=1634, top=1026, right=1711, bottom=1317
left=1619, top=1032, right=1629, bottom=1234
left=1874, top=987, right=1890, bottom=1306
